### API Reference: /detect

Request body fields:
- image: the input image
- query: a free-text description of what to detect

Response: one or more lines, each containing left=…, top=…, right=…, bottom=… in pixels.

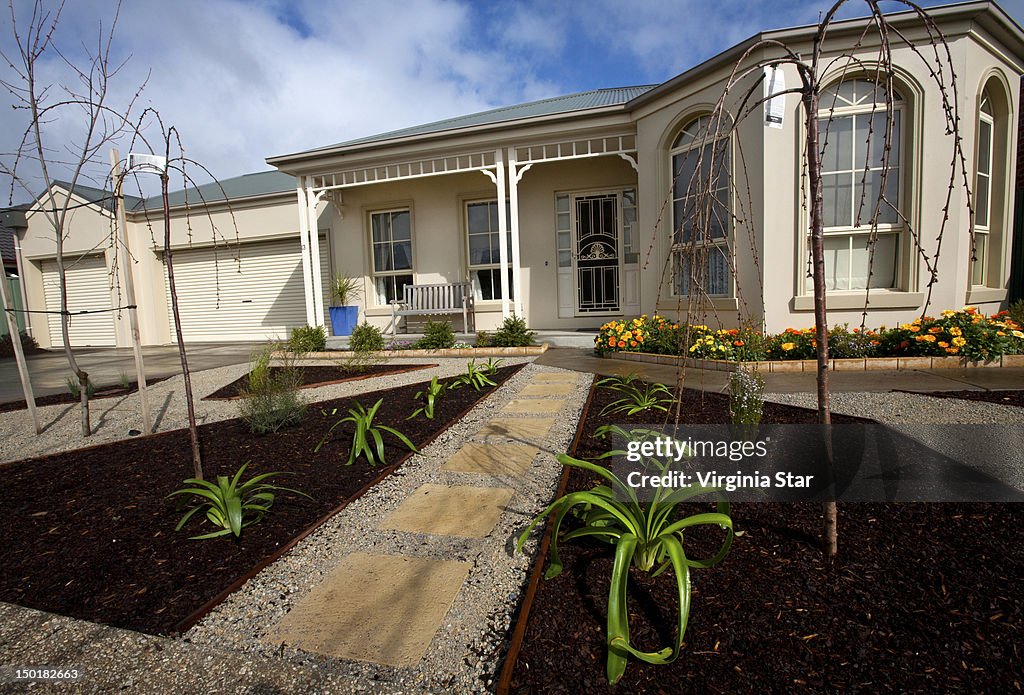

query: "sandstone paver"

left=379, top=483, right=514, bottom=538
left=474, top=416, right=556, bottom=442
left=502, top=398, right=567, bottom=414
left=441, top=442, right=540, bottom=476
left=517, top=382, right=576, bottom=397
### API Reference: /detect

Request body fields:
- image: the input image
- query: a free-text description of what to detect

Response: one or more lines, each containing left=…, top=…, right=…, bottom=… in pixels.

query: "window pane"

left=391, top=211, right=411, bottom=241
left=820, top=116, right=853, bottom=171
left=372, top=214, right=386, bottom=243
left=374, top=242, right=392, bottom=272
left=975, top=174, right=990, bottom=228
left=556, top=195, right=570, bottom=213
left=471, top=268, right=513, bottom=301
left=823, top=235, right=851, bottom=290
left=978, top=120, right=992, bottom=176
left=468, top=203, right=490, bottom=233
left=849, top=234, right=897, bottom=289
left=673, top=246, right=731, bottom=296
left=673, top=151, right=698, bottom=196
left=558, top=250, right=571, bottom=267
left=557, top=230, right=571, bottom=251
left=822, top=173, right=853, bottom=228
left=855, top=111, right=898, bottom=168
left=392, top=240, right=412, bottom=270
left=469, top=233, right=492, bottom=265
left=854, top=169, right=899, bottom=225
left=971, top=232, right=988, bottom=285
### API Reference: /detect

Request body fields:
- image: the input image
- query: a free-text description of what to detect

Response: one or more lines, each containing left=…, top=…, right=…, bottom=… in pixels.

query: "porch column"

left=506, top=149, right=525, bottom=317
left=295, top=182, right=317, bottom=327
left=305, top=176, right=325, bottom=327
left=495, top=149, right=511, bottom=319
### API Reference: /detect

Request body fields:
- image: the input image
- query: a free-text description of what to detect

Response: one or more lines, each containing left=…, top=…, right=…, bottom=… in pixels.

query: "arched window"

left=816, top=78, right=904, bottom=292
left=670, top=114, right=731, bottom=297
left=972, top=88, right=996, bottom=286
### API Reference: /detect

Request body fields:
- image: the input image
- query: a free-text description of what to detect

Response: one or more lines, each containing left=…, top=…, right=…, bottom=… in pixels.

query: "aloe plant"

left=482, top=357, right=504, bottom=376
left=449, top=359, right=497, bottom=391
left=516, top=440, right=733, bottom=684
left=408, top=376, right=446, bottom=420
left=169, top=463, right=309, bottom=540
left=316, top=398, right=417, bottom=466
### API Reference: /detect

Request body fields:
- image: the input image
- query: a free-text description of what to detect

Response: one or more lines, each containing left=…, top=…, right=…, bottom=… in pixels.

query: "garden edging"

left=276, top=345, right=548, bottom=359
left=609, top=350, right=1024, bottom=372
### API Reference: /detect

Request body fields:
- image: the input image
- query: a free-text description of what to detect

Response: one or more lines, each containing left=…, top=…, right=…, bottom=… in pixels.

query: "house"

left=1, top=208, right=28, bottom=338
left=13, top=1, right=1024, bottom=348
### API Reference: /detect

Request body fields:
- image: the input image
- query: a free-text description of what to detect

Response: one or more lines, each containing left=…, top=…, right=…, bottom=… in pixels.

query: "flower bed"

left=596, top=307, right=1024, bottom=365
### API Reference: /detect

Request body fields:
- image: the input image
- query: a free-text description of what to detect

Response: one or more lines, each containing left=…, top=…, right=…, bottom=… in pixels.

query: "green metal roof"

left=51, top=180, right=144, bottom=213
left=139, top=170, right=295, bottom=210
left=279, top=85, right=657, bottom=158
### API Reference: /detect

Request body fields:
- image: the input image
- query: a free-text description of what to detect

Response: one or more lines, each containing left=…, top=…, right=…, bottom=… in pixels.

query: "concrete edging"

left=275, top=345, right=547, bottom=360
left=608, top=350, right=1024, bottom=372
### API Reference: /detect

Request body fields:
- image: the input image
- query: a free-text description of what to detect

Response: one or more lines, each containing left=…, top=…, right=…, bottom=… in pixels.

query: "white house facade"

left=14, top=1, right=1024, bottom=347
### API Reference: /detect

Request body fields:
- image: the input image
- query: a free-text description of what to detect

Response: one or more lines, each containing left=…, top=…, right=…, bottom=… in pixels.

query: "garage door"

left=163, top=237, right=332, bottom=342
left=42, top=255, right=116, bottom=347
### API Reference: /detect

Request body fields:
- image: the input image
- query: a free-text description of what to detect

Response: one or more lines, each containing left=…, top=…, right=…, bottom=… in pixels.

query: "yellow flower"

left=952, top=336, right=966, bottom=347
left=1014, top=330, right=1024, bottom=339
left=949, top=327, right=962, bottom=337
left=782, top=342, right=796, bottom=351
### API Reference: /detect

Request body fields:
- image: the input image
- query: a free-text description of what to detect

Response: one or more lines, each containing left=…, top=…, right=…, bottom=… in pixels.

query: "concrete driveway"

left=0, top=342, right=262, bottom=403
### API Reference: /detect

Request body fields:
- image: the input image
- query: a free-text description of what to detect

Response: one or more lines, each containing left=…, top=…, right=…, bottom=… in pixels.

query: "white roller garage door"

left=42, top=255, right=116, bottom=347
left=163, top=237, right=332, bottom=342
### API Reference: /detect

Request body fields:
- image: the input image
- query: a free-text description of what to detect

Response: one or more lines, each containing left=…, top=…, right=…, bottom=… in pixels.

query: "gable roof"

left=139, top=169, right=295, bottom=210
left=268, top=85, right=656, bottom=163
left=49, top=180, right=144, bottom=213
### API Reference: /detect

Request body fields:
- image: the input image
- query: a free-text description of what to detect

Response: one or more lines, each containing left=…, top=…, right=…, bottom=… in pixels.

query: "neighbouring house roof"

left=267, top=85, right=657, bottom=163
left=138, top=169, right=296, bottom=210
left=47, top=180, right=144, bottom=213
left=0, top=228, right=16, bottom=269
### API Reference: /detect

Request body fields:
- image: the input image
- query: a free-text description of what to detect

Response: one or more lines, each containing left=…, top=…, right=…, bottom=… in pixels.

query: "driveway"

left=0, top=342, right=262, bottom=403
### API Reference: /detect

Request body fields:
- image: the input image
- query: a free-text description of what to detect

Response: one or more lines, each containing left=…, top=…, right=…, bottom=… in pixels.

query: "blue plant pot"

left=329, top=305, right=359, bottom=336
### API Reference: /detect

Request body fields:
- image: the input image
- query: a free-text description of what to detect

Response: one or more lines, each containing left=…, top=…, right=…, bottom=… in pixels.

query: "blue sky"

left=2, top=0, right=1024, bottom=201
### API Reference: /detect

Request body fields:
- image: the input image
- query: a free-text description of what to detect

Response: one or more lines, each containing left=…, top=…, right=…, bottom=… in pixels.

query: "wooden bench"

left=390, top=282, right=474, bottom=336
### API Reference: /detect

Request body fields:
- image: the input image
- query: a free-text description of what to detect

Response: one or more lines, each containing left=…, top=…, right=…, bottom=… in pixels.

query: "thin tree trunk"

left=0, top=272, right=40, bottom=433
left=163, top=174, right=203, bottom=479
left=804, top=89, right=838, bottom=561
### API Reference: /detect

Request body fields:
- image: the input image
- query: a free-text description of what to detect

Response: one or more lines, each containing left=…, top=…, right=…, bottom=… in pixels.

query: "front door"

left=574, top=193, right=620, bottom=314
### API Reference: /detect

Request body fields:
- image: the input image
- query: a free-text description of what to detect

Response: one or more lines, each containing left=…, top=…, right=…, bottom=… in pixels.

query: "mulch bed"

left=505, top=386, right=1023, bottom=693
left=202, top=364, right=437, bottom=400
left=0, top=377, right=171, bottom=413
left=899, top=389, right=1024, bottom=408
left=0, top=364, right=522, bottom=636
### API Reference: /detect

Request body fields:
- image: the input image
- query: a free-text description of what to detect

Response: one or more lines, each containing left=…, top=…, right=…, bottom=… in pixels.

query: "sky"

left=2, top=0, right=1024, bottom=203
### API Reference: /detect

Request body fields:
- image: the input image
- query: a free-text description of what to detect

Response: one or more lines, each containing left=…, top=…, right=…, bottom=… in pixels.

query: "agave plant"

left=482, top=357, right=504, bottom=376
left=316, top=398, right=417, bottom=466
left=449, top=359, right=497, bottom=391
left=516, top=441, right=733, bottom=684
left=408, top=376, right=446, bottom=420
left=168, top=463, right=309, bottom=540
left=597, top=374, right=675, bottom=416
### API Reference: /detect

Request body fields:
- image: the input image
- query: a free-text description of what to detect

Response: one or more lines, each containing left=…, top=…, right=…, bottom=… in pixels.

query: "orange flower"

left=928, top=327, right=942, bottom=334
left=630, top=341, right=638, bottom=347
left=617, top=341, right=626, bottom=348
left=733, top=340, right=745, bottom=347
left=608, top=337, right=617, bottom=347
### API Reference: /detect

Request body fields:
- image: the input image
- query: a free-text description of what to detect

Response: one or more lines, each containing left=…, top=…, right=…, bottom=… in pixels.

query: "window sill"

left=966, top=287, right=1006, bottom=304
left=791, top=292, right=924, bottom=311
left=656, top=297, right=739, bottom=312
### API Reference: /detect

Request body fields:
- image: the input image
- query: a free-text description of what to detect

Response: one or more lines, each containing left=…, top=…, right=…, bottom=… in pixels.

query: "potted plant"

left=329, top=273, right=362, bottom=336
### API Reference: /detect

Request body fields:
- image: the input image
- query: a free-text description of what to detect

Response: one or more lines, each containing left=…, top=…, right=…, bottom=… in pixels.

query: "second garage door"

left=163, top=237, right=331, bottom=342
left=42, top=255, right=116, bottom=347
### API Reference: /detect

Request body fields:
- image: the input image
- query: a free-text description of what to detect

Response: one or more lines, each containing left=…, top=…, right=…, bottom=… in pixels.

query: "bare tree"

left=0, top=0, right=146, bottom=436
left=651, top=0, right=970, bottom=559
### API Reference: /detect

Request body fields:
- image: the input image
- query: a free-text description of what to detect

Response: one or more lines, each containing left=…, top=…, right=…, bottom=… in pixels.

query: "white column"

left=305, top=176, right=325, bottom=327
left=495, top=149, right=510, bottom=319
left=507, top=149, right=525, bottom=317
left=295, top=182, right=317, bottom=327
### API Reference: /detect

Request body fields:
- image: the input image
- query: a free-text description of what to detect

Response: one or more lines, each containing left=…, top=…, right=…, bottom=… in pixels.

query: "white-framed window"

left=671, top=114, right=732, bottom=297
left=972, top=90, right=994, bottom=286
left=466, top=199, right=513, bottom=301
left=370, top=208, right=413, bottom=304
left=815, top=78, right=904, bottom=292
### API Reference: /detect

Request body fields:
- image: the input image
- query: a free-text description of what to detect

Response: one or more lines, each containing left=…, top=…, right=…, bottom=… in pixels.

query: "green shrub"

left=238, top=345, right=307, bottom=434
left=65, top=375, right=96, bottom=399
left=169, top=463, right=309, bottom=540
left=316, top=399, right=417, bottom=466
left=474, top=330, right=491, bottom=348
left=449, top=359, right=497, bottom=391
left=289, top=325, right=326, bottom=353
left=596, top=374, right=674, bottom=416
left=349, top=322, right=386, bottom=353
left=415, top=320, right=456, bottom=349
left=490, top=314, right=535, bottom=347
left=1008, top=299, right=1024, bottom=329
left=0, top=330, right=39, bottom=359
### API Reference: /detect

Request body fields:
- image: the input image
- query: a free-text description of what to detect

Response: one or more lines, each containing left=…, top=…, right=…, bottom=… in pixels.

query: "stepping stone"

left=269, top=552, right=469, bottom=668
left=502, top=398, right=566, bottom=414
left=518, top=382, right=576, bottom=397
left=442, top=442, right=539, bottom=476
left=530, top=372, right=580, bottom=383
left=475, top=416, right=555, bottom=442
left=380, top=483, right=513, bottom=537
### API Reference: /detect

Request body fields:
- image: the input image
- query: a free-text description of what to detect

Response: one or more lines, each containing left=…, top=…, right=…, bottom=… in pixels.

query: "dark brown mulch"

left=898, top=389, right=1024, bottom=408
left=0, top=377, right=171, bottom=413
left=202, top=364, right=437, bottom=400
left=507, top=386, right=1024, bottom=693
left=0, top=364, right=522, bottom=636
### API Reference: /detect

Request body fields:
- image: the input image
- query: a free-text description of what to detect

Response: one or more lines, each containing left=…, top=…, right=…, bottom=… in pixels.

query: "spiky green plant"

left=449, top=359, right=497, bottom=391
left=516, top=442, right=732, bottom=684
left=482, top=357, right=504, bottom=375
left=408, top=376, right=446, bottom=420
left=169, top=463, right=309, bottom=540
left=316, top=399, right=417, bottom=466
left=597, top=374, right=674, bottom=416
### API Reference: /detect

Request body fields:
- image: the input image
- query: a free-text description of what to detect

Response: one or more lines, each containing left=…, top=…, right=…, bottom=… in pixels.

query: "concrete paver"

left=517, top=382, right=576, bottom=397
left=475, top=416, right=556, bottom=442
left=501, top=398, right=567, bottom=414
left=442, top=442, right=540, bottom=476
left=379, top=483, right=514, bottom=538
left=268, top=552, right=470, bottom=668
left=527, top=372, right=580, bottom=383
